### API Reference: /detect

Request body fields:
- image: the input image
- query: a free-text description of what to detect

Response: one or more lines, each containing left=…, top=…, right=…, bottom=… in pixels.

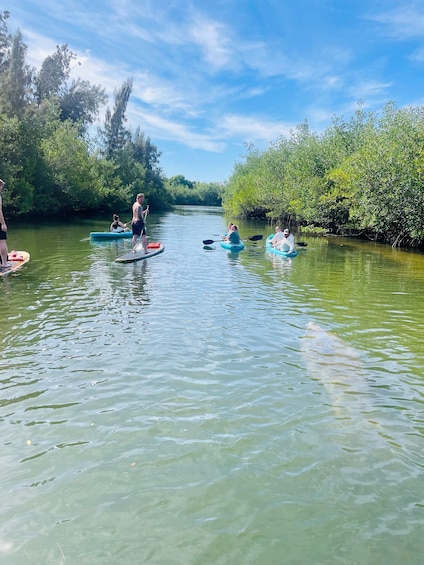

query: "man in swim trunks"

left=131, top=193, right=149, bottom=252
left=0, top=179, right=10, bottom=269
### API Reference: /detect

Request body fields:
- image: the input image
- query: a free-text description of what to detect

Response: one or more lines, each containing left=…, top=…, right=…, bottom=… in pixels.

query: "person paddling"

left=110, top=214, right=126, bottom=232
left=131, top=193, right=149, bottom=253
left=227, top=224, right=241, bottom=245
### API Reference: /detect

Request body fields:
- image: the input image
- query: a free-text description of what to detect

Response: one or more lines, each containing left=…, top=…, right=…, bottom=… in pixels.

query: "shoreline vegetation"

left=1, top=11, right=424, bottom=249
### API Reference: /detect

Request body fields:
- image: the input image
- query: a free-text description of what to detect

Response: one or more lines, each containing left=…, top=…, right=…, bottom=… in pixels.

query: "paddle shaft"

left=202, top=234, right=263, bottom=245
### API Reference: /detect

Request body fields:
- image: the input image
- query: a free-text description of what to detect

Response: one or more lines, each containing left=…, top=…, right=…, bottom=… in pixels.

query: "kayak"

left=266, top=235, right=298, bottom=257
left=115, top=242, right=165, bottom=263
left=0, top=251, right=30, bottom=277
left=220, top=240, right=245, bottom=252
left=90, top=230, right=132, bottom=240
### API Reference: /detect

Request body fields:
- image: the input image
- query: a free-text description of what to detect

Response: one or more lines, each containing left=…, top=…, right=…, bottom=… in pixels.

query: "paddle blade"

left=296, top=241, right=308, bottom=247
left=247, top=235, right=263, bottom=241
left=203, top=239, right=215, bottom=245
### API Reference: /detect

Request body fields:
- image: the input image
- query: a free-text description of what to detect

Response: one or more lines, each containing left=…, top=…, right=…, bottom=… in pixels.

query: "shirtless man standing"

left=131, top=193, right=149, bottom=252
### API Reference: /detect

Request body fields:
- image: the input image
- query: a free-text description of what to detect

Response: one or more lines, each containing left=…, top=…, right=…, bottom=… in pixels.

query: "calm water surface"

left=1, top=207, right=424, bottom=564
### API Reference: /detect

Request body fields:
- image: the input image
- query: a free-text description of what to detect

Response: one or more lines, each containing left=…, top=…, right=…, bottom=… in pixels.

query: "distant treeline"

left=0, top=11, right=220, bottom=218
left=223, top=102, right=424, bottom=248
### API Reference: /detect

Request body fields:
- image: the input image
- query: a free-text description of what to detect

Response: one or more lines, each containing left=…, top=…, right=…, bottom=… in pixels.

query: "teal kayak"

left=266, top=235, right=298, bottom=257
left=90, top=231, right=132, bottom=240
left=220, top=240, right=245, bottom=252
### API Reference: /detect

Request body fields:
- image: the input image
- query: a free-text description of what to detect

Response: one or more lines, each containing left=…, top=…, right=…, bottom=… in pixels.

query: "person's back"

left=228, top=225, right=240, bottom=244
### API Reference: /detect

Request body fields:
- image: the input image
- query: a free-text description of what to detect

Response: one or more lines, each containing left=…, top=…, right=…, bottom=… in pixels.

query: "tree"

left=59, top=78, right=107, bottom=133
left=34, top=44, right=75, bottom=103
left=100, top=77, right=133, bottom=159
left=39, top=119, right=104, bottom=213
left=0, top=10, right=11, bottom=72
left=0, top=29, right=32, bottom=117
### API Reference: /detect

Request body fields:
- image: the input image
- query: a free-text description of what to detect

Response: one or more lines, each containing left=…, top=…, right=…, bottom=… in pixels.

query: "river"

left=1, top=206, right=424, bottom=564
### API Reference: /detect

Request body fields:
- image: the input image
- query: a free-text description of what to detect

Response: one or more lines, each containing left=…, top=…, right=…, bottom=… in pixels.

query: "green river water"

left=1, top=206, right=424, bottom=564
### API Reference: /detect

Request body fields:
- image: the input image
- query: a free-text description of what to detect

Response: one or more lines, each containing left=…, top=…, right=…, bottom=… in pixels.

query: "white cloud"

left=220, top=114, right=294, bottom=143
left=369, top=4, right=424, bottom=39
left=129, top=107, right=226, bottom=152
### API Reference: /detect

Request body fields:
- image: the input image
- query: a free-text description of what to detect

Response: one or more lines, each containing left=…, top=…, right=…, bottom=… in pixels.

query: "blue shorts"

left=132, top=221, right=146, bottom=237
left=0, top=230, right=6, bottom=240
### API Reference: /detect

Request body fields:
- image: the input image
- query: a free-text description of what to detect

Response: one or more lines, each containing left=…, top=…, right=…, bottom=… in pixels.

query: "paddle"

left=296, top=241, right=308, bottom=247
left=202, top=234, right=263, bottom=245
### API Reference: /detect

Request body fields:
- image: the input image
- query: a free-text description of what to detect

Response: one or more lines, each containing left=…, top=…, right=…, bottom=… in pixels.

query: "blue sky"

left=8, top=0, right=424, bottom=183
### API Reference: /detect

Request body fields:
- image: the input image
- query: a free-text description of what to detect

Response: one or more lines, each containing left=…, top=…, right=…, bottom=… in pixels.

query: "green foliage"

left=223, top=102, right=424, bottom=247
left=35, top=44, right=75, bottom=103
left=100, top=78, right=133, bottom=159
left=166, top=175, right=223, bottom=206
left=59, top=78, right=107, bottom=134
left=0, top=12, right=173, bottom=218
left=40, top=120, right=104, bottom=213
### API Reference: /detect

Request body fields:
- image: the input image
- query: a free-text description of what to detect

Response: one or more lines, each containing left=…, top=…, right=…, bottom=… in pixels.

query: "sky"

left=7, top=0, right=424, bottom=183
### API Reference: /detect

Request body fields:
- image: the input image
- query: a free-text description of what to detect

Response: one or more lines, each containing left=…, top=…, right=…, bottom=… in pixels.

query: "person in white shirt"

left=269, top=225, right=284, bottom=247
left=276, top=228, right=295, bottom=253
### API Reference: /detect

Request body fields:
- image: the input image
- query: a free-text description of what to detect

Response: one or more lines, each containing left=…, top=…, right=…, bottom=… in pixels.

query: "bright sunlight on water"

left=1, top=206, right=424, bottom=564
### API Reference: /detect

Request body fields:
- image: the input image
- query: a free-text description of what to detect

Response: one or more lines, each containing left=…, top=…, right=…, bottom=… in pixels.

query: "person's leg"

left=141, top=233, right=147, bottom=252
left=0, top=239, right=9, bottom=266
left=132, top=223, right=141, bottom=250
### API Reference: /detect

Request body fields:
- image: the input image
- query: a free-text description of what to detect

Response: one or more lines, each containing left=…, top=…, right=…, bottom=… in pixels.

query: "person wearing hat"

left=276, top=228, right=295, bottom=253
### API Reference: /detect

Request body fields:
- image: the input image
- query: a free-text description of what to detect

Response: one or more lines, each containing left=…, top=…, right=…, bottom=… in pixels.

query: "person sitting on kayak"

left=269, top=225, right=284, bottom=247
left=276, top=228, right=295, bottom=253
left=227, top=224, right=241, bottom=245
left=224, top=222, right=233, bottom=238
left=110, top=214, right=127, bottom=232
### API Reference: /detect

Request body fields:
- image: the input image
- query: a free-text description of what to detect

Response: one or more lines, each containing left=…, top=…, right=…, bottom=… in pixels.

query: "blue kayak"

left=220, top=240, right=245, bottom=252
left=90, top=231, right=132, bottom=240
left=266, top=235, right=298, bottom=257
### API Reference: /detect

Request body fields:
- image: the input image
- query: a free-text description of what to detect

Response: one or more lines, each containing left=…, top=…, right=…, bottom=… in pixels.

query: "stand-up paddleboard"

left=0, top=251, right=30, bottom=277
left=115, top=242, right=165, bottom=263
